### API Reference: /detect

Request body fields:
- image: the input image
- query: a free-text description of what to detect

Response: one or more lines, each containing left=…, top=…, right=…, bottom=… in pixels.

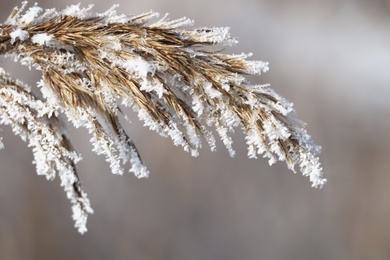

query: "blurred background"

left=1, top=0, right=390, bottom=259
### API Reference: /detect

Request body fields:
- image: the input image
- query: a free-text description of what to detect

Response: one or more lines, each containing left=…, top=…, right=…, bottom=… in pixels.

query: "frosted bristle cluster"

left=0, top=2, right=325, bottom=233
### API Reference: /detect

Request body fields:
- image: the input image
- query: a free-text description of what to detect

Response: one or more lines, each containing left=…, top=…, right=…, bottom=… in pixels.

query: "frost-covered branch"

left=0, top=2, right=326, bottom=233
left=0, top=68, right=93, bottom=233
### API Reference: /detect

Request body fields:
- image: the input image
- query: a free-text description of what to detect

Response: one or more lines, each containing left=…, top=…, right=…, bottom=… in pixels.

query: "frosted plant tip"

left=0, top=2, right=325, bottom=233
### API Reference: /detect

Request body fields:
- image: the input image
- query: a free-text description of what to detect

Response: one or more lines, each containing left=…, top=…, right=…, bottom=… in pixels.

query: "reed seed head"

left=0, top=2, right=325, bottom=233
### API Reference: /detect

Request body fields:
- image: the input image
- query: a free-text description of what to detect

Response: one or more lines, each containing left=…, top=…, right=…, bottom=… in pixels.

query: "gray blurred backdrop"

left=1, top=0, right=390, bottom=259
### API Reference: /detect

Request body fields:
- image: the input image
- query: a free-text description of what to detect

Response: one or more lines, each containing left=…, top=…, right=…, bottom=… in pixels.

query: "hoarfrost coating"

left=0, top=2, right=326, bottom=233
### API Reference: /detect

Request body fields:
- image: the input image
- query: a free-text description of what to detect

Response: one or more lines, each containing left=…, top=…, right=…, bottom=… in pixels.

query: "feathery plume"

left=0, top=2, right=326, bottom=233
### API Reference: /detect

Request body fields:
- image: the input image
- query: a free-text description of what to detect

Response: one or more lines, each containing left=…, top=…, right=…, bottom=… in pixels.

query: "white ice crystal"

left=151, top=14, right=194, bottom=29
left=121, top=57, right=156, bottom=78
left=204, top=81, right=222, bottom=99
left=61, top=3, right=95, bottom=19
left=31, top=33, right=55, bottom=46
left=10, top=28, right=29, bottom=44
left=20, top=5, right=42, bottom=24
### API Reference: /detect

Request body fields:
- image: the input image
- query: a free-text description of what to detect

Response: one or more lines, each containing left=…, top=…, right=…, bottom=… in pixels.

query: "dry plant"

left=0, top=2, right=326, bottom=233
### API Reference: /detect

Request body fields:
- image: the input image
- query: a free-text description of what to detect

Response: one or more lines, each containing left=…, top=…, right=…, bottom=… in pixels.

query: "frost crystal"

left=20, top=5, right=42, bottom=24
left=0, top=2, right=326, bottom=233
left=31, top=33, right=55, bottom=46
left=10, top=28, right=29, bottom=44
